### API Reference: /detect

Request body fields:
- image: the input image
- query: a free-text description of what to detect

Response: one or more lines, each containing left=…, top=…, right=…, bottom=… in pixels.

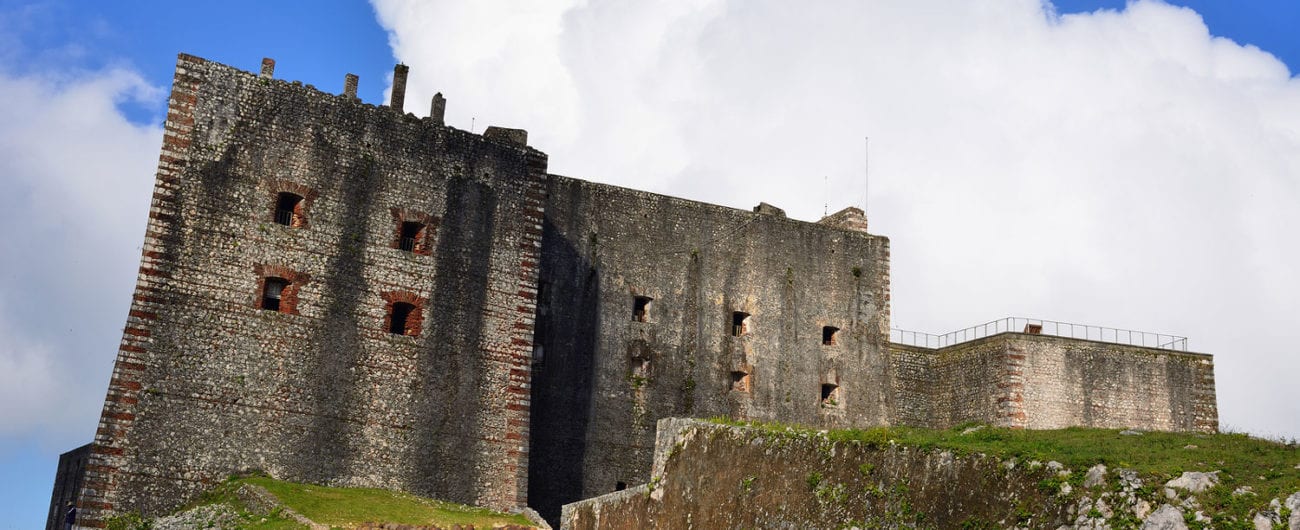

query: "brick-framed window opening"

left=261, top=278, right=288, bottom=311
left=268, top=180, right=319, bottom=228
left=253, top=264, right=309, bottom=315
left=390, top=208, right=438, bottom=255
left=381, top=291, right=427, bottom=338
left=274, top=192, right=303, bottom=226
left=390, top=303, right=416, bottom=335
left=399, top=221, right=425, bottom=252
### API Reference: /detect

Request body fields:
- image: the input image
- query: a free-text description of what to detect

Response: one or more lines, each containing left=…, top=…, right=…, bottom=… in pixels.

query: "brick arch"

left=253, top=264, right=310, bottom=315
left=267, top=180, right=320, bottom=228
left=381, top=290, right=428, bottom=337
left=389, top=207, right=440, bottom=256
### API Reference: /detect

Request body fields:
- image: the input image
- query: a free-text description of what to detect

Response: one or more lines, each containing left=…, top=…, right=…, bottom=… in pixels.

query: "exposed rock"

left=1134, top=499, right=1153, bottom=519
left=1184, top=444, right=1198, bottom=449
left=961, top=425, right=986, bottom=435
left=1084, top=464, right=1108, bottom=489
left=1236, top=486, right=1257, bottom=496
left=152, top=504, right=243, bottom=530
left=1119, top=469, right=1143, bottom=491
left=1285, top=492, right=1300, bottom=530
left=1255, top=510, right=1279, bottom=530
left=1142, top=505, right=1188, bottom=530
left=1121, top=429, right=1144, bottom=436
left=1165, top=471, right=1220, bottom=493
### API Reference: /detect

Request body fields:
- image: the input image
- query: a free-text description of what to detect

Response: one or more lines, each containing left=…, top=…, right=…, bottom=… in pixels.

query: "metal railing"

left=891, top=317, right=1188, bottom=351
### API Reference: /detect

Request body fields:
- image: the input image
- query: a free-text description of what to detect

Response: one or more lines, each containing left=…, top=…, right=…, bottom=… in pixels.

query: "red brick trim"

left=380, top=291, right=427, bottom=337
left=267, top=180, right=320, bottom=228
left=389, top=208, right=439, bottom=255
left=252, top=264, right=311, bottom=315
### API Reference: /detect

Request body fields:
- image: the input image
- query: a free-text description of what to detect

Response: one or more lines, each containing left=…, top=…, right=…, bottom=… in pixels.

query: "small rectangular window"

left=261, top=278, right=288, bottom=311
left=399, top=221, right=424, bottom=252
left=731, top=371, right=751, bottom=393
left=822, top=326, right=839, bottom=345
left=821, top=383, right=840, bottom=407
left=390, top=302, right=415, bottom=335
left=731, top=311, right=750, bottom=337
left=632, top=296, right=652, bottom=322
left=275, top=193, right=303, bottom=227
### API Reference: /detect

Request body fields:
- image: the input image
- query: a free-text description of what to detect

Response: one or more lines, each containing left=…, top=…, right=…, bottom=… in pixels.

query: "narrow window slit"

left=822, top=326, right=839, bottom=345
left=632, top=296, right=652, bottom=322
left=615, top=481, right=627, bottom=491
left=261, top=277, right=288, bottom=311
left=731, top=311, right=750, bottom=337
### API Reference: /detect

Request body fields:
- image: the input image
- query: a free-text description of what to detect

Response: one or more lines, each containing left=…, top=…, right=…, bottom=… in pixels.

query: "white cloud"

left=373, top=0, right=1300, bottom=437
left=0, top=67, right=161, bottom=447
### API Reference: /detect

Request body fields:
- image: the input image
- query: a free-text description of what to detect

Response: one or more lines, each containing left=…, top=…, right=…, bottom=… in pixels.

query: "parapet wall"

left=81, top=54, right=544, bottom=525
left=889, top=333, right=1218, bottom=432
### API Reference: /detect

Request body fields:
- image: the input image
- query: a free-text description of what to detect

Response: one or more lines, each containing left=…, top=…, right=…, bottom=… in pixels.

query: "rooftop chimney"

left=260, top=58, right=275, bottom=79
left=430, top=93, right=446, bottom=125
left=343, top=74, right=358, bottom=99
left=816, top=207, right=868, bottom=233
left=390, top=64, right=409, bottom=111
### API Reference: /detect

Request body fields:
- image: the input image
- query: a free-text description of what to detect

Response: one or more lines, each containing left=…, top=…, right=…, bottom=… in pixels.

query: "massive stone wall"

left=528, top=179, right=892, bottom=520
left=80, top=55, right=543, bottom=525
left=888, top=334, right=1218, bottom=432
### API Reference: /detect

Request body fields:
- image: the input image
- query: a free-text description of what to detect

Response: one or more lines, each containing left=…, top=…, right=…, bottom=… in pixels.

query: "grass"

left=710, top=417, right=1300, bottom=524
left=240, top=476, right=535, bottom=529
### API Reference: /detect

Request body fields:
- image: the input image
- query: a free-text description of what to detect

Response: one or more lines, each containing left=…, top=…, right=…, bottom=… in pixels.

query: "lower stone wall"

left=560, top=418, right=1075, bottom=529
left=888, top=333, right=1217, bottom=432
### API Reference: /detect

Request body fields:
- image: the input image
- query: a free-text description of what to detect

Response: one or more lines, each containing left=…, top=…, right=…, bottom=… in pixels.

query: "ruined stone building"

left=51, top=55, right=1218, bottom=528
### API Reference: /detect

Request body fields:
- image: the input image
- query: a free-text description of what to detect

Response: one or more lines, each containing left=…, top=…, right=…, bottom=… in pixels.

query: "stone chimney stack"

left=390, top=64, right=409, bottom=111
left=259, top=58, right=275, bottom=79
left=343, top=74, right=358, bottom=99
left=816, top=207, right=869, bottom=233
left=430, top=93, right=446, bottom=125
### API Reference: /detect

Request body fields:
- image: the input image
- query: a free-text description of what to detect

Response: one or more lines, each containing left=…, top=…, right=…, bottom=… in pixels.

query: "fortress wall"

left=529, top=176, right=892, bottom=521
left=80, top=54, right=543, bottom=525
left=889, top=335, right=1217, bottom=433
left=890, top=337, right=1017, bottom=429
left=1012, top=335, right=1218, bottom=432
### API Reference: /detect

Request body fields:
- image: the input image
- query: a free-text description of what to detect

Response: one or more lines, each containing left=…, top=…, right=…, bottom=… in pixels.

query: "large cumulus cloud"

left=372, top=0, right=1300, bottom=437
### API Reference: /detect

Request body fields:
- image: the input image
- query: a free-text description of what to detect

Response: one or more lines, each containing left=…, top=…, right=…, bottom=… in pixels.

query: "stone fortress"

left=52, top=55, right=1218, bottom=528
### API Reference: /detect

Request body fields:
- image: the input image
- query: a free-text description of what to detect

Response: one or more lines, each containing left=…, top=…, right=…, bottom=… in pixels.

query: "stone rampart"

left=888, top=333, right=1217, bottom=432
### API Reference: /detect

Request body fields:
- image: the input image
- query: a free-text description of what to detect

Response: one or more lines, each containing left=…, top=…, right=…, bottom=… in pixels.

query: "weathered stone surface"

left=890, top=336, right=1217, bottom=432
left=79, top=54, right=543, bottom=525
left=1166, top=471, right=1220, bottom=493
left=1084, top=464, right=1108, bottom=489
left=1141, top=505, right=1187, bottom=530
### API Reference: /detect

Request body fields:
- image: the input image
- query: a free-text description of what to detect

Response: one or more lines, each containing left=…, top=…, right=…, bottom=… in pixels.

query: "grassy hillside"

left=712, top=418, right=1300, bottom=528
left=107, top=476, right=536, bottom=530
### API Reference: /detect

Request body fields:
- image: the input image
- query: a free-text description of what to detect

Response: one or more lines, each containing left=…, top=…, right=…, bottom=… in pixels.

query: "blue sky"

left=1, top=1, right=1298, bottom=528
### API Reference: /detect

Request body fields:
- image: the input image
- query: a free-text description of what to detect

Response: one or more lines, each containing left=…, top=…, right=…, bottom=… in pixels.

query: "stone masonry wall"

left=79, top=54, right=543, bottom=526
left=529, top=180, right=892, bottom=521
left=888, top=334, right=1217, bottom=432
